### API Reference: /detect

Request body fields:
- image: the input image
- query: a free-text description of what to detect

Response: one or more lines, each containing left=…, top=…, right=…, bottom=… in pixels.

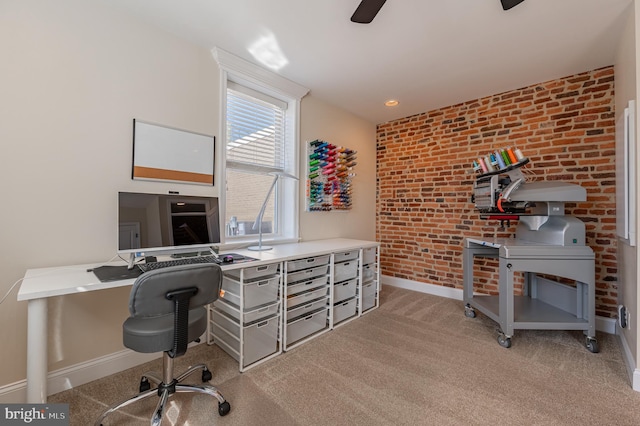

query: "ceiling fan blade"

left=500, top=0, right=525, bottom=10
left=351, top=0, right=387, bottom=24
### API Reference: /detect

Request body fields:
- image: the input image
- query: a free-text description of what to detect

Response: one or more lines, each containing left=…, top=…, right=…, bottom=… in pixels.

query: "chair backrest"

left=129, top=263, right=222, bottom=318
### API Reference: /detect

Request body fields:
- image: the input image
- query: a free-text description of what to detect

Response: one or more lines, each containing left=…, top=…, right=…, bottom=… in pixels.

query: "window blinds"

left=226, top=83, right=286, bottom=174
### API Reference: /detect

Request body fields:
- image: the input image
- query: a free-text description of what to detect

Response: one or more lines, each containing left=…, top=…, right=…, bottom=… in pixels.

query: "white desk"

left=18, top=238, right=378, bottom=403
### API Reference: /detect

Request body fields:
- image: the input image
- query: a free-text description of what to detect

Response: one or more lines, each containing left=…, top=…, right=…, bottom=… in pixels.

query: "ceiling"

left=100, top=0, right=632, bottom=125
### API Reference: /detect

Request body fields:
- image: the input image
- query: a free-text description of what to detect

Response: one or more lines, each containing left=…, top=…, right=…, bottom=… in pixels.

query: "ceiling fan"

left=350, top=0, right=526, bottom=24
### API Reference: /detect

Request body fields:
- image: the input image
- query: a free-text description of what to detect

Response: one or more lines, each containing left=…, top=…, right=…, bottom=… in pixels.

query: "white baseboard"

left=381, top=274, right=617, bottom=335
left=0, top=350, right=159, bottom=403
left=382, top=275, right=464, bottom=300
left=617, top=323, right=640, bottom=391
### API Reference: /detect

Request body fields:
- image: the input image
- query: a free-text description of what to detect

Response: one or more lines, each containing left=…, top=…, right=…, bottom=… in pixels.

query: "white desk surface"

left=19, top=238, right=379, bottom=301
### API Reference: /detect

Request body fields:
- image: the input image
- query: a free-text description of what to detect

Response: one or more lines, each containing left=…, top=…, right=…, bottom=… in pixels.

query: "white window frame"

left=212, top=47, right=309, bottom=247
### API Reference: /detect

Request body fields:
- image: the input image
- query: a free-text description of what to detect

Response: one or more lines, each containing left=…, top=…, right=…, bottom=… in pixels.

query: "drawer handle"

left=257, top=266, right=269, bottom=271
left=304, top=303, right=313, bottom=309
left=342, top=302, right=349, bottom=307
left=305, top=280, right=315, bottom=286
left=306, top=258, right=315, bottom=263
left=257, top=320, right=269, bottom=328
left=341, top=282, right=349, bottom=287
left=257, top=307, right=269, bottom=313
left=257, top=280, right=270, bottom=287
left=304, top=315, right=314, bottom=321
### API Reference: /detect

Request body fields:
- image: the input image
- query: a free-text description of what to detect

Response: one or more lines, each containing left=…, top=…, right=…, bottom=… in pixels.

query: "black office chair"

left=96, top=263, right=231, bottom=426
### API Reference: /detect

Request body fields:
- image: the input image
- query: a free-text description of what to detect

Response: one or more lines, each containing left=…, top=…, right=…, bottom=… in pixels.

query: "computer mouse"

left=222, top=255, right=234, bottom=263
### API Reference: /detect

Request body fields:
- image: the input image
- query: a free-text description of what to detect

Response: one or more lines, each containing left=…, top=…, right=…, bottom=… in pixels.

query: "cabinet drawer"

left=362, top=247, right=377, bottom=265
left=286, top=308, right=328, bottom=345
left=287, top=297, right=328, bottom=319
left=286, top=255, right=330, bottom=273
left=211, top=307, right=241, bottom=337
left=362, top=281, right=377, bottom=298
left=287, top=276, right=327, bottom=297
left=333, top=298, right=357, bottom=324
left=334, top=260, right=358, bottom=282
left=362, top=293, right=376, bottom=312
left=333, top=278, right=357, bottom=303
left=334, top=250, right=359, bottom=263
left=287, top=264, right=329, bottom=284
left=211, top=311, right=279, bottom=367
left=362, top=264, right=375, bottom=283
left=226, top=263, right=279, bottom=280
left=286, top=286, right=328, bottom=309
left=220, top=275, right=279, bottom=309
left=213, top=299, right=279, bottom=325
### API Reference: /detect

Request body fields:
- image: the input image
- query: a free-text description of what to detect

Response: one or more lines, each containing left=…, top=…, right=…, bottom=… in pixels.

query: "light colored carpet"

left=50, top=286, right=640, bottom=425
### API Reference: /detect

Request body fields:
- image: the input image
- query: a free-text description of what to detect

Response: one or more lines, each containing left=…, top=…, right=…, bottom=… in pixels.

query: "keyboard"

left=137, top=256, right=220, bottom=273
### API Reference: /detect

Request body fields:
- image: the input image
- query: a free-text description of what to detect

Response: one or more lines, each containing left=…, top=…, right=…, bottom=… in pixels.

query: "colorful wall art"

left=306, top=140, right=357, bottom=211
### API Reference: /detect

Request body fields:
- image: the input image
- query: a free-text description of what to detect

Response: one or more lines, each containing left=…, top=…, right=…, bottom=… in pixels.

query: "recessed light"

left=385, top=99, right=399, bottom=107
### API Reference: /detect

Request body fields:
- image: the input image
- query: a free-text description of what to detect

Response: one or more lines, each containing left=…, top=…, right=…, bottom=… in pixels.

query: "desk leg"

left=26, top=298, right=47, bottom=403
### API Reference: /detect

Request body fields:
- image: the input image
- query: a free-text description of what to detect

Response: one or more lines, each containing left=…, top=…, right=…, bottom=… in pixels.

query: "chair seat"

left=123, top=306, right=207, bottom=353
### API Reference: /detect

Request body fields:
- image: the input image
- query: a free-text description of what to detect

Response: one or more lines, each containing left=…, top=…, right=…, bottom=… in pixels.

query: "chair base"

left=95, top=359, right=230, bottom=425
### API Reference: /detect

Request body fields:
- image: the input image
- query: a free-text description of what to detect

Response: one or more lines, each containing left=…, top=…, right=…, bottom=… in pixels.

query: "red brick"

left=376, top=67, right=617, bottom=318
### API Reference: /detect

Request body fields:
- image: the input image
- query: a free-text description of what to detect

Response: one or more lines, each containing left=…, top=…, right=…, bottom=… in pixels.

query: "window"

left=212, top=47, right=309, bottom=246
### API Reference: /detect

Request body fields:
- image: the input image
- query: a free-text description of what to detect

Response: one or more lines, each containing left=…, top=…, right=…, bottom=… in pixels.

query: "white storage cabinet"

left=359, top=246, right=380, bottom=314
left=331, top=250, right=359, bottom=327
left=208, top=262, right=282, bottom=372
left=283, top=255, right=331, bottom=350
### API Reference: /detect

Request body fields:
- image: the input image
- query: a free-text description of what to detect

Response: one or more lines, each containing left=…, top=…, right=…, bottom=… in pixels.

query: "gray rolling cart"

left=466, top=166, right=599, bottom=352
left=463, top=238, right=598, bottom=352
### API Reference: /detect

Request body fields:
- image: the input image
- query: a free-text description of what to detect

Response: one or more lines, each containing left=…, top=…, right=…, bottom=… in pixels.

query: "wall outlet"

left=618, top=305, right=630, bottom=330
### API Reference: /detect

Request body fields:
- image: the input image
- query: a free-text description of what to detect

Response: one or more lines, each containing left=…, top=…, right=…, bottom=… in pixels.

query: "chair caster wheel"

left=139, top=376, right=151, bottom=392
left=218, top=400, right=231, bottom=416
left=202, top=368, right=212, bottom=382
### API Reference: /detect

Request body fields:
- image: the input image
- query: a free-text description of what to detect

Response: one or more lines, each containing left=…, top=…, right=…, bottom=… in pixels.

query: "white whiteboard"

left=132, top=119, right=215, bottom=185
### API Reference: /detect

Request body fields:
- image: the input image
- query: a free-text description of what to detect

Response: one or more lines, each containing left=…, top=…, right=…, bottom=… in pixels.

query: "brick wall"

left=376, top=66, right=617, bottom=317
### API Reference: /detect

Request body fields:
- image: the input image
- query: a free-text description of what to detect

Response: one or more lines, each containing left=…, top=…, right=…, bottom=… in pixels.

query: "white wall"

left=299, top=96, right=377, bottom=241
left=0, top=0, right=377, bottom=395
left=614, top=0, right=640, bottom=389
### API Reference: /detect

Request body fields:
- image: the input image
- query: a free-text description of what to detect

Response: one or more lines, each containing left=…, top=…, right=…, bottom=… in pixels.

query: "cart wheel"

left=218, top=401, right=231, bottom=416
left=585, top=337, right=599, bottom=353
left=497, top=333, right=512, bottom=348
left=202, top=368, right=212, bottom=382
left=464, top=304, right=476, bottom=318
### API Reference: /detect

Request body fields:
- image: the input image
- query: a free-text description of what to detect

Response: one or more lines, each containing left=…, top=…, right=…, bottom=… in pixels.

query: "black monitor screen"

left=118, top=192, right=220, bottom=256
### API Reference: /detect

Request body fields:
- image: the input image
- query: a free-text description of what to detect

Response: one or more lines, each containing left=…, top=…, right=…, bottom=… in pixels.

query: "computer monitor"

left=117, top=191, right=221, bottom=259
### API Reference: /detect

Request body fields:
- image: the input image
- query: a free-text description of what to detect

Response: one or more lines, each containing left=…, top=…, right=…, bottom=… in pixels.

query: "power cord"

left=0, top=278, right=22, bottom=306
